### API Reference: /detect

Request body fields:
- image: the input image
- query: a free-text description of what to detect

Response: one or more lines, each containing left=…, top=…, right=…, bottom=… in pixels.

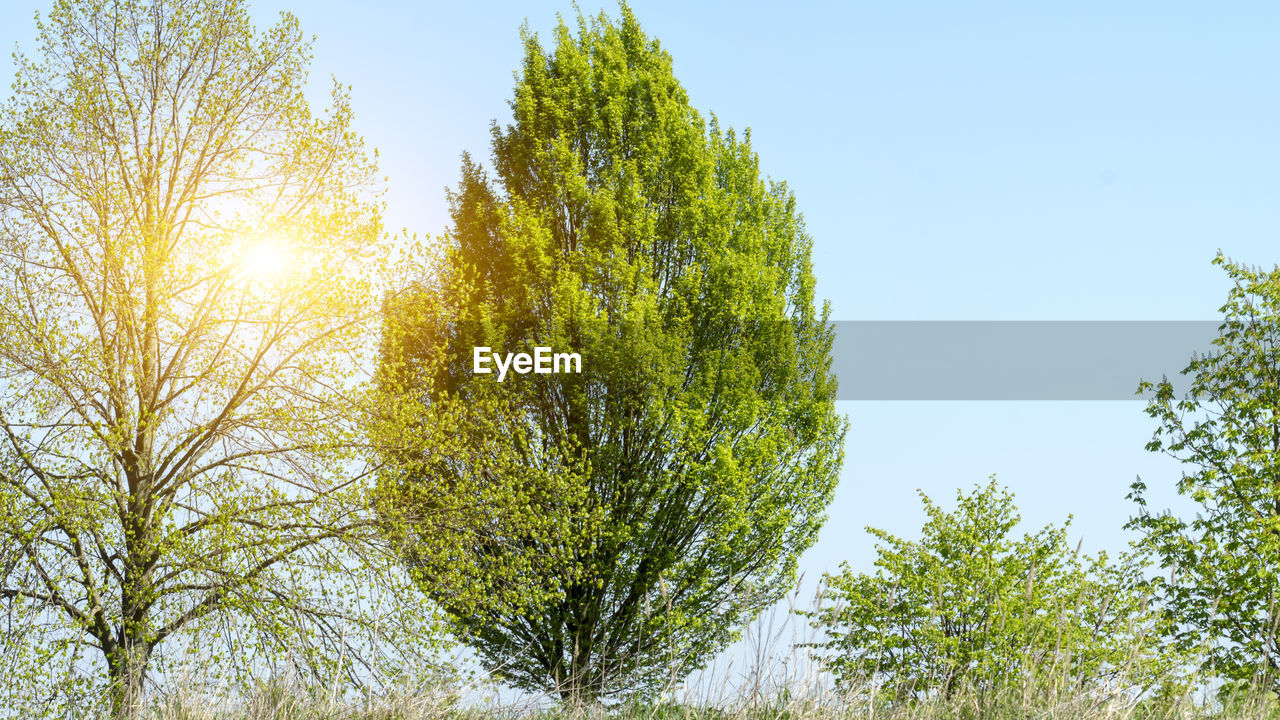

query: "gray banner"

left=830, top=321, right=1219, bottom=400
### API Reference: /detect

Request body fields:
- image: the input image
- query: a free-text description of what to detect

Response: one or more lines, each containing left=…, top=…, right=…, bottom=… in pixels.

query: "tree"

left=378, top=5, right=846, bottom=702
left=808, top=479, right=1159, bottom=710
left=0, top=2, right=427, bottom=716
left=1128, top=254, right=1280, bottom=691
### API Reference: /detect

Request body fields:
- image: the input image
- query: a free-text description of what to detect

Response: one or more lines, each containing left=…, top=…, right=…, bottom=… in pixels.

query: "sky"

left=2, top=0, right=1277, bottom=674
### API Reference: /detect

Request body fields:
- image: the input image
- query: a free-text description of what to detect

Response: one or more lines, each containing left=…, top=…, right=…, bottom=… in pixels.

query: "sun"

left=238, top=239, right=292, bottom=285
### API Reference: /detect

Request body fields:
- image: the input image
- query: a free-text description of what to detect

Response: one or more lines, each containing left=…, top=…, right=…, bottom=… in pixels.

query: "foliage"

left=807, top=479, right=1160, bottom=708
left=378, top=4, right=846, bottom=703
left=1128, top=254, right=1280, bottom=691
left=0, top=1, right=438, bottom=717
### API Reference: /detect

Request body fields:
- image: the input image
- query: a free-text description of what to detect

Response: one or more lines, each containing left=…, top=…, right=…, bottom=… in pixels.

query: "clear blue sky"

left=3, top=0, right=1276, bottom=616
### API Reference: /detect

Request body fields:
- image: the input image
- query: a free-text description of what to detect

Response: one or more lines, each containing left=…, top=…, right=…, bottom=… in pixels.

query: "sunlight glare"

left=240, top=239, right=291, bottom=285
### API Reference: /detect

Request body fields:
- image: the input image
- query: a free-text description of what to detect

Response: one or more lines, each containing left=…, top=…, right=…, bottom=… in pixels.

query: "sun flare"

left=239, top=240, right=292, bottom=284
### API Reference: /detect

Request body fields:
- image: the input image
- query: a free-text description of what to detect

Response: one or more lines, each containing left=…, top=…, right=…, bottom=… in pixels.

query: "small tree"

left=808, top=479, right=1158, bottom=708
left=379, top=5, right=846, bottom=702
left=0, top=2, right=432, bottom=716
left=1128, top=254, right=1280, bottom=691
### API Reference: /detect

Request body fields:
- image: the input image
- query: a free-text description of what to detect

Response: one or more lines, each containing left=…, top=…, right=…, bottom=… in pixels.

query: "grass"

left=15, top=584, right=1279, bottom=719
left=133, top=681, right=1280, bottom=720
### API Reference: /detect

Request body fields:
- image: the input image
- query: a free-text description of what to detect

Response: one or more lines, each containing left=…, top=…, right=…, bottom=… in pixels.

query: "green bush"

left=806, top=478, right=1162, bottom=708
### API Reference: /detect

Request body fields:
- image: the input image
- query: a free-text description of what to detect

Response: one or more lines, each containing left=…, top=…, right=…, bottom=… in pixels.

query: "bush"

left=806, top=478, right=1162, bottom=708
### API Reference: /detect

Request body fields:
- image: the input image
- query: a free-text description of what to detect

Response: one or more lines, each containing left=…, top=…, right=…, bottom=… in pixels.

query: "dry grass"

left=125, top=590, right=1279, bottom=720
left=15, top=584, right=1276, bottom=719
left=133, top=681, right=1280, bottom=720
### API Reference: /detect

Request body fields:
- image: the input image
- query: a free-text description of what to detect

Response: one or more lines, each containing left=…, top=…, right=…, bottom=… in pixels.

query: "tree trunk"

left=108, top=635, right=152, bottom=720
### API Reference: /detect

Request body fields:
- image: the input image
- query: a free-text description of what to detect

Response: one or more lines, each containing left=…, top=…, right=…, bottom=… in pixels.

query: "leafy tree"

left=0, top=2, right=434, bottom=716
left=378, top=5, right=846, bottom=702
left=808, top=479, right=1158, bottom=708
left=1128, top=254, right=1280, bottom=691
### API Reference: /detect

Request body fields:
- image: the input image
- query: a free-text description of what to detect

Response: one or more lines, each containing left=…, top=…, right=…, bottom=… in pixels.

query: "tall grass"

left=135, top=678, right=1280, bottom=720
left=120, top=582, right=1280, bottom=720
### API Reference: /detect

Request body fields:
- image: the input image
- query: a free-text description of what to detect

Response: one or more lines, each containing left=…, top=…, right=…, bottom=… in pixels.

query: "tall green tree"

left=379, top=5, right=846, bottom=702
left=808, top=480, right=1159, bottom=710
left=0, top=1, right=436, bottom=716
left=1128, top=254, right=1280, bottom=691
